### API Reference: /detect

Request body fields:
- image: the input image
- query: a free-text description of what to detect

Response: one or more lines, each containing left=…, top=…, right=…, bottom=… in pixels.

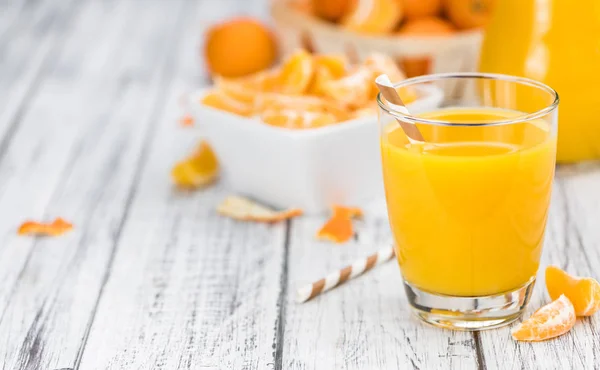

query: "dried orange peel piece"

left=217, top=195, right=303, bottom=222
left=511, top=295, right=576, bottom=342
left=546, top=265, right=600, bottom=316
left=18, top=217, right=73, bottom=236
left=316, top=205, right=363, bottom=243
left=179, top=114, right=194, bottom=127
left=172, top=141, right=219, bottom=189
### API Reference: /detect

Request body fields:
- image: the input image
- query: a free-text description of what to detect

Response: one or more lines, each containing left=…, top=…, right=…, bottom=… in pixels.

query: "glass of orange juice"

left=379, top=73, right=559, bottom=330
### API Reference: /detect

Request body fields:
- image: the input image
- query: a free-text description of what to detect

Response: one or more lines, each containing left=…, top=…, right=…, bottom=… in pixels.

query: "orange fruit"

left=214, top=70, right=279, bottom=104
left=341, top=0, right=403, bottom=34
left=312, top=0, right=352, bottom=21
left=400, top=57, right=432, bottom=77
left=308, top=54, right=348, bottom=95
left=278, top=50, right=316, bottom=94
left=201, top=89, right=252, bottom=116
left=172, top=141, right=219, bottom=189
left=291, top=0, right=315, bottom=14
left=511, top=295, right=576, bottom=342
left=316, top=205, right=363, bottom=243
left=364, top=53, right=406, bottom=83
left=205, top=18, right=278, bottom=78
left=397, top=16, right=456, bottom=35
left=261, top=109, right=338, bottom=129
left=403, top=0, right=442, bottom=20
left=443, top=0, right=492, bottom=29
left=321, top=66, right=373, bottom=108
left=254, top=93, right=346, bottom=119
left=546, top=265, right=600, bottom=316
left=363, top=53, right=409, bottom=98
left=314, top=54, right=347, bottom=78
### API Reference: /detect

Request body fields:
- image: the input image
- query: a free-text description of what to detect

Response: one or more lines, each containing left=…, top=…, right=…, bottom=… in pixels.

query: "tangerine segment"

left=261, top=109, right=338, bottom=129
left=314, top=54, right=347, bottom=79
left=341, top=0, right=403, bottom=34
left=363, top=53, right=410, bottom=99
left=511, top=295, right=576, bottom=342
left=364, top=53, right=407, bottom=85
left=546, top=265, right=600, bottom=316
left=18, top=217, right=73, bottom=237
left=201, top=90, right=252, bottom=116
left=309, top=55, right=348, bottom=96
left=316, top=205, right=363, bottom=243
left=254, top=94, right=346, bottom=119
left=172, top=141, right=219, bottom=189
left=217, top=195, right=303, bottom=222
left=278, top=50, right=315, bottom=94
left=321, top=66, right=373, bottom=108
left=214, top=70, right=280, bottom=104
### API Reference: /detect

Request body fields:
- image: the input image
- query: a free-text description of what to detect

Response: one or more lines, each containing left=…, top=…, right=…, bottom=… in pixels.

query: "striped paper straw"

left=296, top=246, right=396, bottom=303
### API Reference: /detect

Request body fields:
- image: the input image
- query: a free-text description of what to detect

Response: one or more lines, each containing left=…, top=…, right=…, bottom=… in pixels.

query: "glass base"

left=405, top=278, right=535, bottom=331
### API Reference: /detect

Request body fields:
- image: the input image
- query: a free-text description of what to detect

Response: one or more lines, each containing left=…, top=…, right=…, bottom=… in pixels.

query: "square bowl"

left=189, top=85, right=442, bottom=213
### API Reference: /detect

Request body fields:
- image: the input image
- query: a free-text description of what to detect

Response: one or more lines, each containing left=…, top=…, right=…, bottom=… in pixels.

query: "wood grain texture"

left=0, top=0, right=599, bottom=369
left=77, top=1, right=287, bottom=369
left=0, top=0, right=191, bottom=369
left=478, top=166, right=600, bottom=370
left=282, top=207, right=480, bottom=370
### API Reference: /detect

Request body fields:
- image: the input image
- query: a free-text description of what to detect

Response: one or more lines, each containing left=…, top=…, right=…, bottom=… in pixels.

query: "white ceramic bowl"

left=190, top=85, right=443, bottom=213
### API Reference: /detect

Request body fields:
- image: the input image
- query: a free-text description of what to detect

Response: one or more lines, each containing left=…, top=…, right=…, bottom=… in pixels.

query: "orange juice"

left=479, top=0, right=600, bottom=162
left=381, top=108, right=556, bottom=297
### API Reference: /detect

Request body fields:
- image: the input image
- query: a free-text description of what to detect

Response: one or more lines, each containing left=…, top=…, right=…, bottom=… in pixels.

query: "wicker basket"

left=271, top=1, right=483, bottom=82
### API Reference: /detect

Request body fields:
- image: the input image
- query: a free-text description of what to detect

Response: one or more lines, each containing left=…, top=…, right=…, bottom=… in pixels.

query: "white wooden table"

left=1, top=0, right=599, bottom=369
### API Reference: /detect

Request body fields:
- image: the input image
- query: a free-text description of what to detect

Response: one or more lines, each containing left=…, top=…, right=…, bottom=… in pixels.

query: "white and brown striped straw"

left=375, top=74, right=425, bottom=143
left=296, top=246, right=396, bottom=303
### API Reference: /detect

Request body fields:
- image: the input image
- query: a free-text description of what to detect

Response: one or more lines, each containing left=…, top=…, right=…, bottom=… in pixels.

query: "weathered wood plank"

left=0, top=0, right=191, bottom=369
left=0, top=0, right=78, bottom=144
left=478, top=166, right=600, bottom=370
left=282, top=205, right=481, bottom=370
left=0, top=0, right=131, bottom=322
left=77, top=1, right=287, bottom=369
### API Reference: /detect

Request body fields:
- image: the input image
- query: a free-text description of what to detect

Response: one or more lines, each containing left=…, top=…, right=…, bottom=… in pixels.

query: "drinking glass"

left=378, top=73, right=559, bottom=330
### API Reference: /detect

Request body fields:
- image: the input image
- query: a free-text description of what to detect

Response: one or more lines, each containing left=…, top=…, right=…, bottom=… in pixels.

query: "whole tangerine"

left=342, top=0, right=403, bottom=35
left=402, top=0, right=442, bottom=20
left=397, top=16, right=456, bottom=35
left=204, top=18, right=278, bottom=78
left=443, top=0, right=492, bottom=29
left=312, top=0, right=352, bottom=21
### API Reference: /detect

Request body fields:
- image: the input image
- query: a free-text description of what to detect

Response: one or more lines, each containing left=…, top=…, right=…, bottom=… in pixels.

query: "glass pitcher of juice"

left=479, top=0, right=600, bottom=162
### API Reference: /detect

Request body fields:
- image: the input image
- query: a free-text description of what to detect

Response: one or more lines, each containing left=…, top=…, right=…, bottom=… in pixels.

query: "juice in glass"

left=378, top=73, right=558, bottom=330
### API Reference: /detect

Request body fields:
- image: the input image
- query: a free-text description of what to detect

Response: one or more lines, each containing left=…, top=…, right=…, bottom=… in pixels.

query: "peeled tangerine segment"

left=261, top=109, right=338, bottom=129
left=278, top=49, right=315, bottom=94
left=321, top=66, right=374, bottom=109
left=201, top=89, right=252, bottom=116
left=171, top=141, right=219, bottom=188
left=511, top=295, right=576, bottom=342
left=546, top=265, right=600, bottom=316
left=214, top=70, right=280, bottom=104
left=217, top=195, right=302, bottom=222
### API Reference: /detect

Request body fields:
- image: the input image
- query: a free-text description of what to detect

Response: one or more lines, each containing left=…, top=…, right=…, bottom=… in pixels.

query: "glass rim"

left=376, top=72, right=560, bottom=127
